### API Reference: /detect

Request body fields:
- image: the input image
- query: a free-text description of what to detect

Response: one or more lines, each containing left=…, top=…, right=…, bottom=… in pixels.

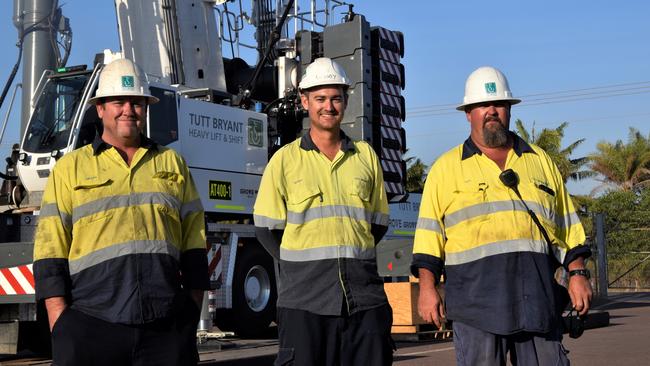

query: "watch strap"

left=569, top=268, right=590, bottom=278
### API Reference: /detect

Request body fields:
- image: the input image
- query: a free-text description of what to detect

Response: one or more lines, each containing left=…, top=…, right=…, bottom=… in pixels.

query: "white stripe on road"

left=397, top=346, right=455, bottom=356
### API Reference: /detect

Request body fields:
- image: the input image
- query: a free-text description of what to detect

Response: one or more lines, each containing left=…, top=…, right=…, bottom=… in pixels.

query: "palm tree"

left=514, top=120, right=594, bottom=183
left=406, top=158, right=427, bottom=193
left=589, top=128, right=650, bottom=192
left=403, top=149, right=428, bottom=193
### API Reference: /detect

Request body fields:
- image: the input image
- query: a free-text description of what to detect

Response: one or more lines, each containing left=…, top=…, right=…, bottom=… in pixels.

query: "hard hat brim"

left=299, top=81, right=350, bottom=91
left=456, top=97, right=521, bottom=111
left=87, top=93, right=160, bottom=105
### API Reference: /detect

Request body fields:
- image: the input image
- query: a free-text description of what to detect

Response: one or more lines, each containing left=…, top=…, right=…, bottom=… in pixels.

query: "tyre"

left=214, top=243, right=277, bottom=337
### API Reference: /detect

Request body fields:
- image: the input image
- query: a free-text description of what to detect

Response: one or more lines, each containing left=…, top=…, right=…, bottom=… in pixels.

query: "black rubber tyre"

left=214, top=243, right=277, bottom=337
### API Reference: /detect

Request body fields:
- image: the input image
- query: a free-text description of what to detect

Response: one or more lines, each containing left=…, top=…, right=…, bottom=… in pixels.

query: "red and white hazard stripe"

left=207, top=242, right=223, bottom=284
left=0, top=264, right=35, bottom=295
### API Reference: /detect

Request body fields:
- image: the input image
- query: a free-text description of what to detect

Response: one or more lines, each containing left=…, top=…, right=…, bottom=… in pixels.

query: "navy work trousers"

left=50, top=299, right=201, bottom=366
left=275, top=304, right=394, bottom=366
left=452, top=320, right=570, bottom=366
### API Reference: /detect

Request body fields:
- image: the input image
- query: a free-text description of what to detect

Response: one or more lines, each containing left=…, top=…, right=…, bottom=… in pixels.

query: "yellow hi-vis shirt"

left=254, top=130, right=389, bottom=315
left=33, top=136, right=209, bottom=324
left=412, top=134, right=590, bottom=334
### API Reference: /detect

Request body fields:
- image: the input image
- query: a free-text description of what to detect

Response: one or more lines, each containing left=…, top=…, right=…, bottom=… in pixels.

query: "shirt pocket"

left=525, top=180, right=556, bottom=226
left=152, top=172, right=185, bottom=219
left=153, top=171, right=184, bottom=197
left=448, top=184, right=490, bottom=226
left=286, top=184, right=322, bottom=224
left=73, top=178, right=114, bottom=225
left=350, top=177, right=372, bottom=203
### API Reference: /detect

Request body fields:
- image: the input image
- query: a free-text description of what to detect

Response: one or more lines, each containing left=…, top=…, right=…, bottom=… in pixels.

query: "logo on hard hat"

left=316, top=73, right=337, bottom=80
left=484, top=82, right=497, bottom=95
left=122, top=76, right=135, bottom=89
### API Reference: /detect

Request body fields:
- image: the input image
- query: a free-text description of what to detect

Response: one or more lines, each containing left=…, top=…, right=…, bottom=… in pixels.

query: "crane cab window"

left=148, top=87, right=178, bottom=146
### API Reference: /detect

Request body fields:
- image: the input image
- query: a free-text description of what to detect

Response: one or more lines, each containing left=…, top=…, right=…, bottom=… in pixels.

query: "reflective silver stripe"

left=40, top=203, right=72, bottom=230
left=372, top=212, right=389, bottom=226
left=72, top=193, right=181, bottom=224
left=416, top=217, right=443, bottom=234
left=280, top=245, right=376, bottom=262
left=556, top=211, right=581, bottom=230
left=287, top=205, right=372, bottom=225
left=445, top=239, right=548, bottom=265
left=254, top=214, right=286, bottom=230
left=180, top=199, right=203, bottom=221
left=444, top=200, right=554, bottom=228
left=68, top=240, right=180, bottom=275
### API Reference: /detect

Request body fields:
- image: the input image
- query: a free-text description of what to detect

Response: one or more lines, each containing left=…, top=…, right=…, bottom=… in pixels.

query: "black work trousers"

left=275, top=304, right=394, bottom=366
left=50, top=300, right=201, bottom=366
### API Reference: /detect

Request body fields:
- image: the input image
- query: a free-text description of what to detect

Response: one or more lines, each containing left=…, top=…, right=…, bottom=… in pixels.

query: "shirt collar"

left=299, top=129, right=355, bottom=153
left=92, top=134, right=158, bottom=155
left=461, top=131, right=535, bottom=160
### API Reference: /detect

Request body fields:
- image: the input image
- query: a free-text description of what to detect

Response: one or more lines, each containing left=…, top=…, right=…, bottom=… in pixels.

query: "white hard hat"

left=298, top=57, right=351, bottom=90
left=456, top=66, right=520, bottom=111
left=87, top=58, right=159, bottom=105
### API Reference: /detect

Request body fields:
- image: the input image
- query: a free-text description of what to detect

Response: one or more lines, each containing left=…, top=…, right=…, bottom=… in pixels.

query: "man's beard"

left=482, top=119, right=509, bottom=148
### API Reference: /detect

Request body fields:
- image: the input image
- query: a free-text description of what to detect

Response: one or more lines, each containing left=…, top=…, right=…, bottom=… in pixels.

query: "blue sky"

left=1, top=0, right=649, bottom=195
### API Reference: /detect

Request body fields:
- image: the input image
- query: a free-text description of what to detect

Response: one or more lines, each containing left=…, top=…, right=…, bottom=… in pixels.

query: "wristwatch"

left=569, top=269, right=590, bottom=279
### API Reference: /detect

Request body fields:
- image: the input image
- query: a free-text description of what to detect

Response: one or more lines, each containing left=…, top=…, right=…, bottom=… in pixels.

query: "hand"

left=418, top=286, right=446, bottom=329
left=568, top=274, right=593, bottom=316
left=44, top=297, right=67, bottom=332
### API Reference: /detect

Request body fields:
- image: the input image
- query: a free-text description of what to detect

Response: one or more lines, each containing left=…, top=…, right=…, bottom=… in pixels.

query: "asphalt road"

left=198, top=292, right=650, bottom=366
left=3, top=292, right=648, bottom=365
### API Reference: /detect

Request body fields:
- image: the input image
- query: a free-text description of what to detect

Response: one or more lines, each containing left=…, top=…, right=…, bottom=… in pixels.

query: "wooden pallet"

left=391, top=324, right=453, bottom=342
left=385, top=278, right=450, bottom=341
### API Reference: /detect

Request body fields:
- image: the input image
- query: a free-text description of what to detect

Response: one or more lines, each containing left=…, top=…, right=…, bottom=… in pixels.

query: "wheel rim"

left=244, top=265, right=271, bottom=312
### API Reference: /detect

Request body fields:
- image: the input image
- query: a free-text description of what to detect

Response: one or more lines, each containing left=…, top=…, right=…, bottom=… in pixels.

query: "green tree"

left=589, top=128, right=650, bottom=192
left=588, top=188, right=650, bottom=288
left=406, top=157, right=427, bottom=193
left=515, top=119, right=593, bottom=183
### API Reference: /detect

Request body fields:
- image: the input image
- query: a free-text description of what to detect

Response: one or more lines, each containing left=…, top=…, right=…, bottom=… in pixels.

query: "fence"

left=588, top=212, right=650, bottom=295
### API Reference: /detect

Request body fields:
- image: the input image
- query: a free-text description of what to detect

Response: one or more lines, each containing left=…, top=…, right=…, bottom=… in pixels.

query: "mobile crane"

left=0, top=0, right=407, bottom=354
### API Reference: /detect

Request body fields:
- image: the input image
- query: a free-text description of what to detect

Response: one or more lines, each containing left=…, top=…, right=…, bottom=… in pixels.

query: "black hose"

left=235, top=0, right=295, bottom=107
left=1, top=2, right=59, bottom=111
left=0, top=171, right=18, bottom=181
left=0, top=44, right=23, bottom=111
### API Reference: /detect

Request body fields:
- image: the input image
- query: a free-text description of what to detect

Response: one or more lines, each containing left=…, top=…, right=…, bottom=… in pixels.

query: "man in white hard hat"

left=254, top=57, right=393, bottom=365
left=412, top=66, right=593, bottom=365
left=33, top=58, right=209, bottom=365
